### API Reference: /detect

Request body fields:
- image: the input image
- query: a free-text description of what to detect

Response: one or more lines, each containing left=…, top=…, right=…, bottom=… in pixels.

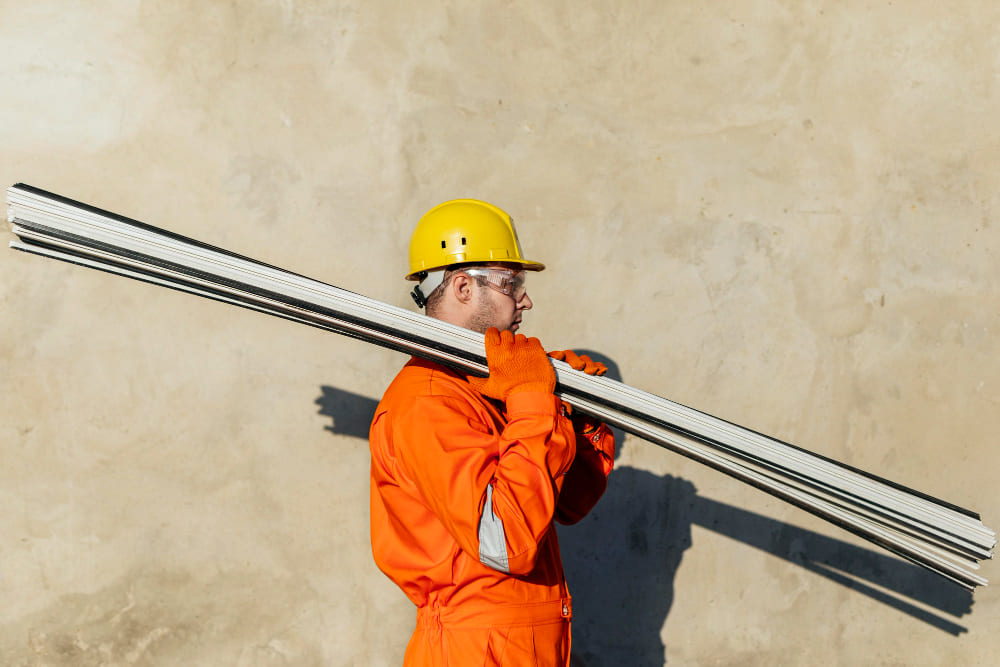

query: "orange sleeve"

left=555, top=419, right=615, bottom=525
left=392, top=390, right=576, bottom=576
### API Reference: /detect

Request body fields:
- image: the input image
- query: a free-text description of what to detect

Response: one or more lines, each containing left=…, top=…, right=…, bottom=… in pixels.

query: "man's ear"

left=450, top=272, right=475, bottom=304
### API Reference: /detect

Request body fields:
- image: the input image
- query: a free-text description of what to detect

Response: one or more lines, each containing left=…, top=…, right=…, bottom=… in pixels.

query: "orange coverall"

left=369, top=357, right=615, bottom=666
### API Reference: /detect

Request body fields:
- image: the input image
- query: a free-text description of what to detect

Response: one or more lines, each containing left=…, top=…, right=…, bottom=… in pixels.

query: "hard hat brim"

left=405, top=259, right=545, bottom=281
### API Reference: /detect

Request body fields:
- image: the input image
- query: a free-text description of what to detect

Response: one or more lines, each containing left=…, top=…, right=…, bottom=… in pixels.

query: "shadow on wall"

left=316, top=385, right=378, bottom=439
left=316, top=352, right=973, bottom=666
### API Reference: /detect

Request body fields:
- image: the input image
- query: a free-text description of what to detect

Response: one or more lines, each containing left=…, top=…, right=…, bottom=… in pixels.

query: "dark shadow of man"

left=556, top=353, right=696, bottom=666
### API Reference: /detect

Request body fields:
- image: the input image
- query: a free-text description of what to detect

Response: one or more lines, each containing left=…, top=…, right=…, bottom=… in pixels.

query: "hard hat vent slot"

left=461, top=237, right=467, bottom=245
left=441, top=240, right=446, bottom=248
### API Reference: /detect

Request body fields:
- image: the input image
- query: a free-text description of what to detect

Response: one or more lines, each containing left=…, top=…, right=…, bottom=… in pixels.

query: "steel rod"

left=7, top=183, right=994, bottom=589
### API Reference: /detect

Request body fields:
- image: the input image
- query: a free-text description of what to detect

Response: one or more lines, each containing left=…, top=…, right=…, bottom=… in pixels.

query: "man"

left=368, top=199, right=615, bottom=666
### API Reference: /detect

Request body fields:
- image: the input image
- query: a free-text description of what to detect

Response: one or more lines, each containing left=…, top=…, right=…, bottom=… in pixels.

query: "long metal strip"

left=7, top=184, right=994, bottom=587
left=9, top=193, right=990, bottom=535
left=12, top=230, right=986, bottom=555
left=11, top=192, right=996, bottom=552
left=10, top=196, right=994, bottom=552
left=13, top=209, right=992, bottom=548
left=569, top=396, right=989, bottom=589
left=557, top=368, right=993, bottom=540
left=9, top=231, right=489, bottom=375
left=12, top=234, right=988, bottom=588
left=7, top=189, right=992, bottom=552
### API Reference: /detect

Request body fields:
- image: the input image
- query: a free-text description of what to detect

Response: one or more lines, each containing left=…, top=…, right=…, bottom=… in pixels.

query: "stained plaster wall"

left=1, top=1, right=998, bottom=665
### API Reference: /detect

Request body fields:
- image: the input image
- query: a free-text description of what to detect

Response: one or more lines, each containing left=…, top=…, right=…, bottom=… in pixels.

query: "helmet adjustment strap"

left=411, top=284, right=427, bottom=308
left=411, top=269, right=446, bottom=309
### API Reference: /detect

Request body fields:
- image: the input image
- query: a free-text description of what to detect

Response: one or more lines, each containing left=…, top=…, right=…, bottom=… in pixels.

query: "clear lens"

left=461, top=267, right=526, bottom=300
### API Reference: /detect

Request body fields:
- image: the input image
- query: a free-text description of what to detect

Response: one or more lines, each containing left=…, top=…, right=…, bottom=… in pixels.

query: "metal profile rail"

left=572, top=396, right=989, bottom=589
left=6, top=183, right=994, bottom=590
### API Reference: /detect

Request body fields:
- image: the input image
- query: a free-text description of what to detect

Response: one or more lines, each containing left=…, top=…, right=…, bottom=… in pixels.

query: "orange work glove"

left=549, top=349, right=607, bottom=423
left=467, top=327, right=556, bottom=401
left=548, top=349, right=607, bottom=376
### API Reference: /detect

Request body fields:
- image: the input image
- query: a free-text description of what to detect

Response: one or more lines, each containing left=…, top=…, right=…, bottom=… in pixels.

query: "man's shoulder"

left=381, top=357, right=476, bottom=404
left=371, top=357, right=499, bottom=436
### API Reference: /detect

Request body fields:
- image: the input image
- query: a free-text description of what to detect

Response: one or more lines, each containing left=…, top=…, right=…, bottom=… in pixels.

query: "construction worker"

left=368, top=199, right=616, bottom=666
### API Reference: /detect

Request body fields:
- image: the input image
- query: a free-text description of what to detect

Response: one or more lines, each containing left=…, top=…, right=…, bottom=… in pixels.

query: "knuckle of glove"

left=513, top=337, right=555, bottom=394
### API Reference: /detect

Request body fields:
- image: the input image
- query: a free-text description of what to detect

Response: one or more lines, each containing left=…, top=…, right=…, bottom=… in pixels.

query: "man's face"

left=465, top=267, right=533, bottom=334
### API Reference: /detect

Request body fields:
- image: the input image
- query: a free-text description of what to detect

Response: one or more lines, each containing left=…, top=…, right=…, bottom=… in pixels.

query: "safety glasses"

left=459, top=267, right=527, bottom=301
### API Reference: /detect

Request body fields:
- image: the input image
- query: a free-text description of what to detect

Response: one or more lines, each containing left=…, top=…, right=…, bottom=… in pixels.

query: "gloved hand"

left=550, top=349, right=607, bottom=426
left=467, top=327, right=556, bottom=401
left=548, top=349, right=607, bottom=376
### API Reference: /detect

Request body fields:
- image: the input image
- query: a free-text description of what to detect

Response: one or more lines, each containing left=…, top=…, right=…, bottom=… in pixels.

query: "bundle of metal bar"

left=6, top=183, right=994, bottom=589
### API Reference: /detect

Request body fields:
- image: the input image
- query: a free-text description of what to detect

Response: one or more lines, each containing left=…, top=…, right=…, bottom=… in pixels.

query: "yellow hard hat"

left=406, top=199, right=545, bottom=280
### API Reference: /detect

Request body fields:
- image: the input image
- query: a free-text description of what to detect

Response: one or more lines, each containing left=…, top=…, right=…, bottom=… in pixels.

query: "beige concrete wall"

left=1, top=1, right=997, bottom=664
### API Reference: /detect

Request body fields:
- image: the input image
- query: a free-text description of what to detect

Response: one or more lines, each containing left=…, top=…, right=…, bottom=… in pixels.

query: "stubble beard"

left=467, top=286, right=508, bottom=334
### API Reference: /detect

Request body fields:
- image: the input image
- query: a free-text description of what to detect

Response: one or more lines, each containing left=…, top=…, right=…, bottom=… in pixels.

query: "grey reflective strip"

left=478, top=484, right=509, bottom=573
